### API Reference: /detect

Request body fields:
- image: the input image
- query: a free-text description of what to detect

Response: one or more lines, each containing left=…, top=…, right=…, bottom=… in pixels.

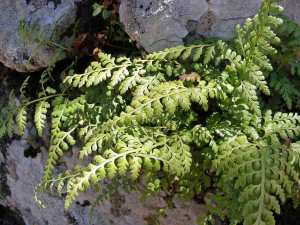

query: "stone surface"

left=0, top=0, right=77, bottom=72
left=119, top=0, right=300, bottom=53
left=281, top=0, right=300, bottom=24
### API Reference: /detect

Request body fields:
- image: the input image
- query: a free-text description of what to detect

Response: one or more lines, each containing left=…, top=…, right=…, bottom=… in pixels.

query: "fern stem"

left=239, top=2, right=271, bottom=84
left=45, top=41, right=70, bottom=51
left=22, top=94, right=61, bottom=107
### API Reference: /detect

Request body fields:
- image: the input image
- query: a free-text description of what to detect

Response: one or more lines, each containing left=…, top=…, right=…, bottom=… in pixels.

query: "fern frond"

left=235, top=82, right=261, bottom=116
left=64, top=133, right=192, bottom=210
left=51, top=97, right=69, bottom=135
left=43, top=126, right=77, bottom=182
left=0, top=122, right=6, bottom=139
left=203, top=46, right=216, bottom=65
left=6, top=114, right=14, bottom=138
left=243, top=63, right=270, bottom=96
left=64, top=53, right=131, bottom=88
left=34, top=101, right=50, bottom=137
left=20, top=76, right=30, bottom=103
left=146, top=44, right=214, bottom=62
left=119, top=70, right=141, bottom=94
left=16, top=107, right=27, bottom=136
left=216, top=109, right=300, bottom=225
left=269, top=72, right=300, bottom=110
left=133, top=75, right=165, bottom=97
left=8, top=90, right=16, bottom=108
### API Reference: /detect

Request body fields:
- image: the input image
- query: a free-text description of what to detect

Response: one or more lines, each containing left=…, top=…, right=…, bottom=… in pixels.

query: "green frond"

left=119, top=70, right=141, bottom=94
left=235, top=82, right=261, bottom=116
left=20, top=76, right=30, bottom=103
left=64, top=133, right=192, bottom=210
left=34, top=101, right=50, bottom=137
left=270, top=72, right=300, bottom=110
left=245, top=64, right=270, bottom=95
left=79, top=133, right=108, bottom=159
left=43, top=126, right=77, bottom=182
left=64, top=53, right=132, bottom=88
left=216, top=108, right=300, bottom=225
left=133, top=75, right=165, bottom=97
left=8, top=90, right=16, bottom=108
left=203, top=46, right=216, bottom=65
left=0, top=123, right=6, bottom=139
left=16, top=107, right=27, bottom=136
left=9, top=2, right=300, bottom=224
left=262, top=110, right=300, bottom=140
left=146, top=44, right=213, bottom=62
left=51, top=97, right=69, bottom=135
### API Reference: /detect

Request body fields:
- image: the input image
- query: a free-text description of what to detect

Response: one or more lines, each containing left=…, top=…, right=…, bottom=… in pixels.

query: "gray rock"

left=119, top=0, right=300, bottom=53
left=0, top=0, right=77, bottom=72
left=281, top=0, right=300, bottom=24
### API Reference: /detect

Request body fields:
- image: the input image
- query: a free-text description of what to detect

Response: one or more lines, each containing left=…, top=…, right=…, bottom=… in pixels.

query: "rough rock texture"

left=119, top=0, right=300, bottom=53
left=281, top=0, right=300, bottom=25
left=0, top=0, right=77, bottom=72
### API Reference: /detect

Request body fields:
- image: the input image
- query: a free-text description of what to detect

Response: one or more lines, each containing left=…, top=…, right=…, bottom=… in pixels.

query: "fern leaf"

left=119, top=71, right=141, bottom=94
left=7, top=115, right=14, bottom=138
left=245, top=64, right=270, bottom=95
left=109, top=66, right=130, bottom=87
left=204, top=46, right=215, bottom=65
left=269, top=72, right=300, bottom=110
left=236, top=82, right=261, bottom=116
left=16, top=107, right=27, bottom=136
left=20, top=76, right=30, bottom=103
left=216, top=109, right=300, bottom=225
left=193, top=46, right=204, bottom=62
left=146, top=44, right=211, bottom=61
left=35, top=101, right=50, bottom=137
left=43, top=126, right=77, bottom=182
left=51, top=98, right=69, bottom=135
left=0, top=121, right=6, bottom=139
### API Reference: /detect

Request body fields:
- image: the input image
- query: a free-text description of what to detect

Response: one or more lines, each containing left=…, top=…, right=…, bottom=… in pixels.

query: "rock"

left=281, top=0, right=300, bottom=24
left=119, top=0, right=300, bottom=53
left=0, top=0, right=77, bottom=72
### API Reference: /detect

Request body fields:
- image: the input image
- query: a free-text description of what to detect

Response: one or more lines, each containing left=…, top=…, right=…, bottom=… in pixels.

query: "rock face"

left=119, top=0, right=300, bottom=53
left=0, top=0, right=77, bottom=72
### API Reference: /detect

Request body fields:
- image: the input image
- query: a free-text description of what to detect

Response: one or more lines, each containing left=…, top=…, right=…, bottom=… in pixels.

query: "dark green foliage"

left=2, top=1, right=300, bottom=225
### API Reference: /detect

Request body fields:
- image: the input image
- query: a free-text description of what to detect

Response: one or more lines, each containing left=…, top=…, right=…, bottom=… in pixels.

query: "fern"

left=215, top=110, right=300, bottom=225
left=16, top=107, right=27, bottom=136
left=278, top=14, right=300, bottom=46
left=34, top=101, right=50, bottom=137
left=2, top=1, right=300, bottom=225
left=269, top=72, right=300, bottom=110
left=146, top=44, right=215, bottom=62
left=43, top=126, right=77, bottom=182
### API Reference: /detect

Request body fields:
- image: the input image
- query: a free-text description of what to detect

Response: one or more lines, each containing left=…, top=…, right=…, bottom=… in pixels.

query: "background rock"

left=0, top=0, right=77, bottom=72
left=119, top=0, right=300, bottom=53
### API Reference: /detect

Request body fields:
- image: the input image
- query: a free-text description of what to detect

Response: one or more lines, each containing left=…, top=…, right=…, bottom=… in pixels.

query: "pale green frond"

left=35, top=101, right=50, bottom=137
